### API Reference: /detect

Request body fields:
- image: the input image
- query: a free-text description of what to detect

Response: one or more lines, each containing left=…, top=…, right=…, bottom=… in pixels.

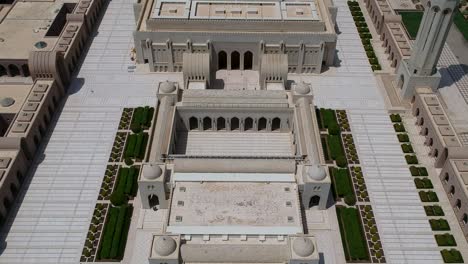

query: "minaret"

left=395, top=0, right=459, bottom=99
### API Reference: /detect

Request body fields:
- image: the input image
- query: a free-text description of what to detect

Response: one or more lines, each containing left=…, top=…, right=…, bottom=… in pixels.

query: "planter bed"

left=409, top=166, right=428, bottom=176
left=424, top=205, right=445, bottom=216
left=130, top=106, right=155, bottom=133
left=414, top=178, right=433, bottom=189
left=441, top=249, right=464, bottom=263
left=390, top=114, right=402, bottom=122
left=419, top=191, right=439, bottom=202
left=319, top=108, right=338, bottom=129
left=430, top=219, right=451, bottom=231
left=435, top=234, right=457, bottom=247
left=401, top=143, right=414, bottom=153
left=97, top=205, right=133, bottom=261
left=124, top=132, right=149, bottom=160
left=336, top=206, right=369, bottom=261
left=398, top=134, right=410, bottom=142
left=405, top=155, right=419, bottom=164
left=331, top=168, right=355, bottom=203
left=393, top=123, right=406, bottom=132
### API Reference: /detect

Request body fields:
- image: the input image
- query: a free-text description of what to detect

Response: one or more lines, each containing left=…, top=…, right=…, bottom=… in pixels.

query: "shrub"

left=368, top=58, right=378, bottom=65
left=435, top=234, right=457, bottom=247
left=393, top=123, right=406, bottom=132
left=329, top=123, right=341, bottom=135
left=351, top=11, right=363, bottom=16
left=441, top=249, right=464, bottom=263
left=364, top=44, right=373, bottom=51
left=401, top=144, right=414, bottom=153
left=328, top=135, right=345, bottom=160
left=347, top=1, right=359, bottom=6
left=98, top=205, right=133, bottom=260
left=424, top=205, right=445, bottom=216
left=405, top=155, right=418, bottom=164
left=320, top=108, right=338, bottom=129
left=336, top=207, right=369, bottom=260
left=398, top=134, right=409, bottom=142
left=414, top=178, right=433, bottom=189
left=124, top=134, right=137, bottom=158
left=130, top=123, right=142, bottom=133
left=429, top=219, right=450, bottom=231
left=358, top=27, right=370, bottom=33
left=366, top=50, right=376, bottom=58
left=336, top=155, right=348, bottom=168
left=371, top=64, right=381, bottom=71
left=344, top=194, right=356, bottom=206
left=418, top=167, right=428, bottom=176
left=390, top=114, right=402, bottom=122
left=409, top=166, right=420, bottom=176
left=361, top=38, right=371, bottom=45
left=124, top=157, right=133, bottom=166
left=333, top=168, right=353, bottom=198
left=419, top=191, right=438, bottom=202
left=110, top=191, right=127, bottom=206
left=360, top=32, right=372, bottom=39
left=353, top=16, right=365, bottom=22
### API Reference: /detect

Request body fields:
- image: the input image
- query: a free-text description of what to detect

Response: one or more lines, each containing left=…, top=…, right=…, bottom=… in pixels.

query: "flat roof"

left=167, top=182, right=302, bottom=234
left=0, top=84, right=32, bottom=114
left=173, top=172, right=295, bottom=182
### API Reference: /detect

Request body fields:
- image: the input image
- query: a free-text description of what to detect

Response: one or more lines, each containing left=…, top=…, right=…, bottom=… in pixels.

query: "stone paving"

left=0, top=0, right=179, bottom=262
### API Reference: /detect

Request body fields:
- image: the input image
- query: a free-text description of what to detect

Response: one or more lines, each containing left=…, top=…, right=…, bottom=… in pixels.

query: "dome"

left=303, top=165, right=327, bottom=181
left=293, top=237, right=314, bottom=257
left=0, top=97, right=15, bottom=107
left=143, top=164, right=162, bottom=180
left=34, top=41, right=47, bottom=49
left=295, top=82, right=311, bottom=95
left=160, top=81, right=176, bottom=93
left=153, top=236, right=177, bottom=256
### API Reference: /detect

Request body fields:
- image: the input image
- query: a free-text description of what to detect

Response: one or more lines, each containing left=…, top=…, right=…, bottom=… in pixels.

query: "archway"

left=309, top=195, right=320, bottom=208
left=203, top=117, right=212, bottom=131
left=218, top=51, right=227, bottom=70
left=415, top=108, right=420, bottom=116
left=397, top=75, right=404, bottom=89
left=444, top=173, right=449, bottom=183
left=419, top=117, right=424, bottom=126
left=463, top=214, right=468, bottom=225
left=0, top=65, right=6, bottom=76
left=189, top=117, right=198, bottom=130
left=423, top=127, right=429, bottom=136
left=217, top=117, right=226, bottom=131
left=148, top=194, right=159, bottom=209
left=231, top=117, right=239, bottom=131
left=433, top=148, right=439, bottom=158
left=428, top=137, right=433, bottom=146
left=456, top=199, right=461, bottom=209
left=272, top=118, right=281, bottom=131
left=8, top=65, right=20, bottom=77
left=450, top=185, right=455, bottom=196
left=244, top=51, right=253, bottom=70
left=244, top=117, right=253, bottom=131
left=22, top=65, right=30, bottom=77
left=231, top=51, right=240, bottom=70
left=258, top=117, right=267, bottom=131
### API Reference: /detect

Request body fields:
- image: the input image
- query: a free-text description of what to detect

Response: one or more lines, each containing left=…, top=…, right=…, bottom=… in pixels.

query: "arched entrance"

left=244, top=117, right=253, bottom=131
left=258, top=117, right=267, bottom=131
left=231, top=51, right=240, bottom=70
left=8, top=65, right=20, bottom=77
left=272, top=118, right=281, bottom=131
left=0, top=65, right=6, bottom=76
left=244, top=51, right=253, bottom=70
left=148, top=194, right=159, bottom=210
left=203, top=117, right=212, bottom=131
left=189, top=117, right=198, bottom=130
left=217, top=117, right=226, bottom=131
left=309, top=195, right=320, bottom=208
left=22, top=65, right=30, bottom=77
left=218, top=51, right=227, bottom=70
left=231, top=117, right=240, bottom=131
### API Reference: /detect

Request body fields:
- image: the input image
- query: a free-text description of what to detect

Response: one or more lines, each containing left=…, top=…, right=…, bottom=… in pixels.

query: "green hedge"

left=320, top=108, right=338, bottom=129
left=418, top=167, right=428, bottom=176
left=405, top=155, right=418, bottom=164
left=424, top=205, right=444, bottom=216
left=336, top=207, right=369, bottom=261
left=124, top=132, right=149, bottom=159
left=131, top=106, right=155, bottom=132
left=401, top=143, right=414, bottom=153
left=347, top=1, right=359, bottom=6
left=332, top=168, right=354, bottom=198
left=419, top=191, right=438, bottom=202
left=414, top=178, right=433, bottom=189
left=98, top=205, right=133, bottom=260
left=430, top=219, right=450, bottom=231
left=398, top=134, right=409, bottom=142
left=441, top=249, right=464, bottom=263
left=390, top=114, right=402, bottom=122
left=410, top=166, right=428, bottom=176
left=393, top=123, right=406, bottom=132
left=454, top=10, right=468, bottom=41
left=328, top=135, right=345, bottom=160
left=435, top=234, right=457, bottom=247
left=400, top=11, right=423, bottom=39
left=112, top=166, right=139, bottom=201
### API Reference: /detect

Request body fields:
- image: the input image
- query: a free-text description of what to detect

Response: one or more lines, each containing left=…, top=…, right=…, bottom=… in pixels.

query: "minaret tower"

left=395, top=0, right=459, bottom=99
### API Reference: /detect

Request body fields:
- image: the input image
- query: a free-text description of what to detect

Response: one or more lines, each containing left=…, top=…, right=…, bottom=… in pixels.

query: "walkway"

left=0, top=0, right=179, bottom=262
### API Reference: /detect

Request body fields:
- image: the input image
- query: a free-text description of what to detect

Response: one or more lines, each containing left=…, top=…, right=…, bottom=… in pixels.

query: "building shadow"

left=438, top=64, right=468, bottom=88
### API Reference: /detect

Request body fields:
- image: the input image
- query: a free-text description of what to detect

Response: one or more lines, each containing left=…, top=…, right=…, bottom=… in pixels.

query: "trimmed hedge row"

left=430, top=219, right=450, bottom=231
left=320, top=108, right=338, bottom=129
left=401, top=143, right=414, bottom=153
left=328, top=135, right=344, bottom=160
left=390, top=114, right=402, bottom=122
left=110, top=166, right=139, bottom=206
left=124, top=132, right=149, bottom=159
left=398, top=134, right=409, bottom=142
left=336, top=206, right=369, bottom=261
left=435, top=233, right=457, bottom=247
left=405, top=155, right=419, bottom=164
left=98, top=205, right=133, bottom=260
left=424, top=205, right=444, bottom=216
left=414, top=178, right=433, bottom=189
left=332, top=168, right=354, bottom=199
left=393, top=123, right=406, bottom=132
left=130, top=106, right=155, bottom=133
left=409, top=166, right=428, bottom=176
left=441, top=249, right=464, bottom=263
left=419, top=191, right=438, bottom=202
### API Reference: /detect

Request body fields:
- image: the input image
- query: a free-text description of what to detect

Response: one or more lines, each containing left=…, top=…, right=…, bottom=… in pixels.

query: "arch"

left=443, top=8, right=451, bottom=15
left=231, top=117, right=240, bottom=131
left=309, top=195, right=320, bottom=208
left=231, top=51, right=240, bottom=70
left=22, top=64, right=30, bottom=77
left=244, top=117, right=253, bottom=131
left=456, top=199, right=461, bottom=210
left=148, top=194, right=159, bottom=209
left=244, top=51, right=253, bottom=70
left=10, top=183, right=18, bottom=197
left=272, top=117, right=281, bottom=131
left=258, top=117, right=267, bottom=131
left=0, top=65, right=6, bottom=76
left=8, top=64, right=20, bottom=77
left=433, top=148, right=439, bottom=157
left=463, top=213, right=468, bottom=225
left=218, top=51, right=227, bottom=70
left=416, top=108, right=420, bottom=117
left=203, top=117, right=212, bottom=131
left=189, top=117, right=198, bottom=130
left=217, top=117, right=226, bottom=131
left=444, top=173, right=449, bottom=183
left=423, top=127, right=429, bottom=136
left=397, top=75, right=404, bottom=89
left=450, top=185, right=455, bottom=196
left=428, top=137, right=433, bottom=146
left=411, top=96, right=416, bottom=104
left=419, top=117, right=424, bottom=126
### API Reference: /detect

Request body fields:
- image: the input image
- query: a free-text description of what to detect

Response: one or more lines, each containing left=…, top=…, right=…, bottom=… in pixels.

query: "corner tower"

left=395, top=0, right=459, bottom=99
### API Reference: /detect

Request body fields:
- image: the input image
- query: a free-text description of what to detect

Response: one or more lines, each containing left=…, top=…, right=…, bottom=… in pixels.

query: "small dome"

left=160, top=81, right=176, bottom=93
left=0, top=97, right=15, bottom=107
left=144, top=164, right=162, bottom=180
left=295, top=82, right=311, bottom=95
left=303, top=165, right=327, bottom=181
left=34, top=41, right=47, bottom=49
left=153, top=236, right=177, bottom=256
left=293, top=237, right=314, bottom=257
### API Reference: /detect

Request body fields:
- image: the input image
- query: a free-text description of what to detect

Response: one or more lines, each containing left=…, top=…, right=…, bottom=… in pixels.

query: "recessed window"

left=177, top=201, right=184, bottom=206
left=176, top=216, right=183, bottom=222
left=287, top=216, right=294, bottom=223
left=456, top=199, right=461, bottom=210
left=286, top=201, right=292, bottom=207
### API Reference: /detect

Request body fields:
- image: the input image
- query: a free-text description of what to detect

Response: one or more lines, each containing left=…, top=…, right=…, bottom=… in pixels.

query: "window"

left=456, top=199, right=461, bottom=210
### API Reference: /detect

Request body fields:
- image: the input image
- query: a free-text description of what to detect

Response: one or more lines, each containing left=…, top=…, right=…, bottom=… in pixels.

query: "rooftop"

left=167, top=182, right=302, bottom=234
left=0, top=84, right=32, bottom=114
